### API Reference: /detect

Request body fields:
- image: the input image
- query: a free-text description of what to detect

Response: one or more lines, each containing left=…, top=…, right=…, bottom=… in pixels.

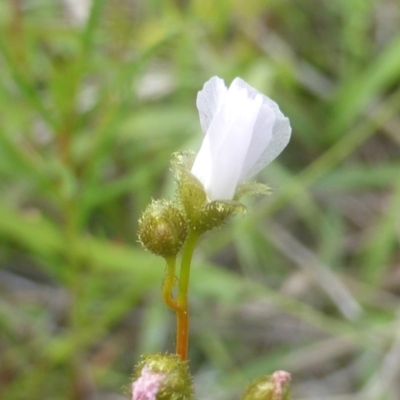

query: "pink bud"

left=131, top=365, right=166, bottom=400
left=271, top=371, right=291, bottom=400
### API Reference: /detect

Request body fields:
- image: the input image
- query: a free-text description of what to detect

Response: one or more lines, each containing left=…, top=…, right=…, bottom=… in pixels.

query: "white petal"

left=239, top=99, right=275, bottom=181
left=192, top=77, right=291, bottom=201
left=241, top=98, right=291, bottom=181
left=196, top=76, right=227, bottom=134
left=231, top=79, right=291, bottom=181
left=192, top=82, right=262, bottom=200
left=230, top=77, right=259, bottom=100
left=190, top=133, right=212, bottom=189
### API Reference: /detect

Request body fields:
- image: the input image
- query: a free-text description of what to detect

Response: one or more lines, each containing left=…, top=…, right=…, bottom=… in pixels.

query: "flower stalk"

left=175, top=230, right=200, bottom=361
left=162, top=256, right=179, bottom=312
left=161, top=231, right=200, bottom=361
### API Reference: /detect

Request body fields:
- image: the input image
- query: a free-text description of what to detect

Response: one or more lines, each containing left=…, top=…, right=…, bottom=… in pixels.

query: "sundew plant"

left=134, top=76, right=292, bottom=400
left=2, top=1, right=400, bottom=400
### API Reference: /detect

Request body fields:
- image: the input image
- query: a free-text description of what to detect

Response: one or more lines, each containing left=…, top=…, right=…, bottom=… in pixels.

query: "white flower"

left=191, top=76, right=291, bottom=201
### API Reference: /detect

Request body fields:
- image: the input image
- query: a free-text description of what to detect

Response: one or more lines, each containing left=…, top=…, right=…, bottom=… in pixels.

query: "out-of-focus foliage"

left=1, top=0, right=400, bottom=399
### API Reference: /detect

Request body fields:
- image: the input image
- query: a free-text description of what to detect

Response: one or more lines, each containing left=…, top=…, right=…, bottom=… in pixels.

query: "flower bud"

left=131, top=365, right=165, bottom=400
left=241, top=371, right=291, bottom=400
left=132, top=353, right=194, bottom=400
left=138, top=200, right=187, bottom=257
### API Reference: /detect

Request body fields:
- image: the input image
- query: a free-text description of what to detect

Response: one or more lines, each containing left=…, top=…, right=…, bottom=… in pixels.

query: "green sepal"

left=172, top=152, right=245, bottom=233
left=234, top=181, right=271, bottom=200
left=197, top=200, right=246, bottom=232
left=173, top=152, right=208, bottom=222
left=171, top=151, right=196, bottom=172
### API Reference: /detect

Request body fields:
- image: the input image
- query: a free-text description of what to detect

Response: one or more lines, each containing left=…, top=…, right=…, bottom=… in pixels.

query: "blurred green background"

left=1, top=0, right=400, bottom=399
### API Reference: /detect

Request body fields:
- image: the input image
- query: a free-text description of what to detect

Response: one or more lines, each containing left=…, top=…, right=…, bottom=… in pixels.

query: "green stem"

left=162, top=256, right=179, bottom=311
left=176, top=230, right=200, bottom=361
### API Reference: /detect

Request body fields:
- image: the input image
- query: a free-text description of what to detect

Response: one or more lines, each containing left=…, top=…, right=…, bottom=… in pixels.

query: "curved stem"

left=176, top=230, right=200, bottom=361
left=162, top=256, right=179, bottom=312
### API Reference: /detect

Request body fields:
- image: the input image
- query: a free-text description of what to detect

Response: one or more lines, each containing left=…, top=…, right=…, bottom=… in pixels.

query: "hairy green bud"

left=132, top=353, right=194, bottom=400
left=241, top=371, right=291, bottom=400
left=138, top=200, right=187, bottom=257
